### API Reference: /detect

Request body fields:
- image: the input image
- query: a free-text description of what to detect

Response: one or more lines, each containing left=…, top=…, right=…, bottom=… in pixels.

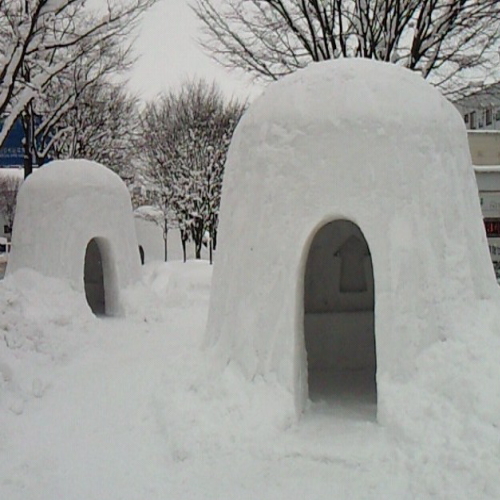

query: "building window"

left=495, top=109, right=500, bottom=122
left=484, top=218, right=500, bottom=237
left=470, top=111, right=477, bottom=129
left=486, top=108, right=492, bottom=126
left=464, top=114, right=469, bottom=124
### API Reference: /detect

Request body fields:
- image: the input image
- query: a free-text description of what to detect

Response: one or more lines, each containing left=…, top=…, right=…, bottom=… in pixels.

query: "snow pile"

left=379, top=298, right=500, bottom=496
left=121, top=260, right=213, bottom=318
left=0, top=261, right=499, bottom=498
left=0, top=268, right=96, bottom=416
left=134, top=205, right=164, bottom=223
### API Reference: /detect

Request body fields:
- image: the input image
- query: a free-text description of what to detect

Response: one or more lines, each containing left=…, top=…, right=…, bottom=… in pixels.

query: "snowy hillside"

left=0, top=261, right=499, bottom=499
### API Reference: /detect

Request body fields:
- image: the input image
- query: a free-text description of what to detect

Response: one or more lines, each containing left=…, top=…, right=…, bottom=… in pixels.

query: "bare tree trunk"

left=180, top=229, right=188, bottom=263
left=163, top=224, right=168, bottom=262
left=191, top=217, right=204, bottom=260
left=212, top=228, right=217, bottom=251
left=23, top=142, right=33, bottom=179
left=22, top=69, right=35, bottom=179
left=209, top=239, right=213, bottom=265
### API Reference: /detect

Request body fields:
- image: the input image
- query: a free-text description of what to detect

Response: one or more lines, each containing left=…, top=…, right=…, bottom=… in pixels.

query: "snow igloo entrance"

left=84, top=238, right=117, bottom=316
left=304, top=220, right=377, bottom=419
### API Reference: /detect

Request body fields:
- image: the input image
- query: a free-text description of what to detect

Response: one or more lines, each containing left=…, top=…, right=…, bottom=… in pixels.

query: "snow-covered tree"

left=22, top=28, right=135, bottom=172
left=0, top=174, right=21, bottom=234
left=49, top=80, right=140, bottom=175
left=138, top=79, right=246, bottom=262
left=193, top=0, right=500, bottom=97
left=0, top=0, right=156, bottom=175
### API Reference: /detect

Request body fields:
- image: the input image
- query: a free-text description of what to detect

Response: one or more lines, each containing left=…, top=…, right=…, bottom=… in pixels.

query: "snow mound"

left=7, top=159, right=141, bottom=316
left=0, top=260, right=499, bottom=498
left=207, top=58, right=498, bottom=417
left=0, top=268, right=96, bottom=415
left=121, top=260, right=213, bottom=319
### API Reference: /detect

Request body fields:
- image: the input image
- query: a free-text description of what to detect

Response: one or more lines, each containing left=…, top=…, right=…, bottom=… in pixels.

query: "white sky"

left=127, top=0, right=264, bottom=102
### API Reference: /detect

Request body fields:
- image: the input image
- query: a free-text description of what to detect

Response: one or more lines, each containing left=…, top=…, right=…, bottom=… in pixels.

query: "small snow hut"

left=7, top=159, right=141, bottom=316
left=205, top=59, right=497, bottom=420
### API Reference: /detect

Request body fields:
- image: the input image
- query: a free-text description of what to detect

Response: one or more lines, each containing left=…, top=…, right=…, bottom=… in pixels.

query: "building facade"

left=454, top=83, right=500, bottom=131
left=469, top=130, right=500, bottom=276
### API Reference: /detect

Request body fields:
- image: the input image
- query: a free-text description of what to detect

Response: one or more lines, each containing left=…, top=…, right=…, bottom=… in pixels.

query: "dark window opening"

left=84, top=238, right=105, bottom=315
left=484, top=218, right=500, bottom=237
left=486, top=108, right=492, bottom=126
left=470, top=111, right=477, bottom=129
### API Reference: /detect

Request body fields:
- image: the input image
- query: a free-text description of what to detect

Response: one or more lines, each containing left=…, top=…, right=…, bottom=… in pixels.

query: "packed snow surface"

left=0, top=261, right=499, bottom=499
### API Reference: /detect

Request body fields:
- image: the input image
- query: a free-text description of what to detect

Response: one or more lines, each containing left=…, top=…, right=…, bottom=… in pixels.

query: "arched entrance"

left=84, top=238, right=105, bottom=315
left=304, top=220, right=376, bottom=418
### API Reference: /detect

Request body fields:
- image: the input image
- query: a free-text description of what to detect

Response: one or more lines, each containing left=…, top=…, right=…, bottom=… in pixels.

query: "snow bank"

left=0, top=268, right=96, bottom=415
left=7, top=159, right=141, bottom=315
left=207, top=58, right=500, bottom=418
left=1, top=261, right=500, bottom=498
left=122, top=260, right=212, bottom=318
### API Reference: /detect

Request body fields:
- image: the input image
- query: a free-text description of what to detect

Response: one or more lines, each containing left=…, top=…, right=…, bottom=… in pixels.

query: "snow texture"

left=6, top=159, right=141, bottom=316
left=1, top=261, right=500, bottom=499
left=0, top=168, right=24, bottom=179
left=206, top=59, right=499, bottom=417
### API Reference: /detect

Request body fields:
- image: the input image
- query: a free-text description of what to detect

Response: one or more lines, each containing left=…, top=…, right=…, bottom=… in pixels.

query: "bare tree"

left=0, top=174, right=22, bottom=234
left=0, top=0, right=157, bottom=174
left=193, top=0, right=500, bottom=97
left=137, top=79, right=246, bottom=262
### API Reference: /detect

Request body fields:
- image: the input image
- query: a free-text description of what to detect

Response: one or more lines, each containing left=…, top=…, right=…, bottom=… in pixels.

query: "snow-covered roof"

left=134, top=205, right=164, bottom=222
left=473, top=165, right=500, bottom=173
left=0, top=167, right=24, bottom=179
left=21, top=159, right=129, bottom=197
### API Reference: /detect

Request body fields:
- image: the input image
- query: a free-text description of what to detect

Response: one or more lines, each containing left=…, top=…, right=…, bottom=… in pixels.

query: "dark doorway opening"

left=139, top=245, right=145, bottom=265
left=84, top=238, right=105, bottom=315
left=304, top=220, right=376, bottom=419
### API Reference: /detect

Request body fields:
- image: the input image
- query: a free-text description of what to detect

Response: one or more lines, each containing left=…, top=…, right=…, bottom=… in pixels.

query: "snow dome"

left=206, top=59, right=497, bottom=420
left=7, top=159, right=141, bottom=316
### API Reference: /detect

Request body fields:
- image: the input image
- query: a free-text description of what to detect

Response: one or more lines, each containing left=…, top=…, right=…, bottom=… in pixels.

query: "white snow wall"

left=134, top=216, right=165, bottom=264
left=7, top=160, right=141, bottom=316
left=205, top=59, right=497, bottom=419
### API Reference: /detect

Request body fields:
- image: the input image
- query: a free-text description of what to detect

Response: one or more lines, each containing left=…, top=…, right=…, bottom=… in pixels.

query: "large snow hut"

left=7, top=159, right=141, bottom=316
left=205, top=59, right=497, bottom=420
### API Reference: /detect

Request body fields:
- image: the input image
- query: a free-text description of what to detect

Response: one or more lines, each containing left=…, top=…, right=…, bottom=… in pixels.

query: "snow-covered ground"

left=1, top=261, right=499, bottom=499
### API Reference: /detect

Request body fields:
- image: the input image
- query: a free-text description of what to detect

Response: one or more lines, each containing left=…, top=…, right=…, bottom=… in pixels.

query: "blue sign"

left=0, top=119, right=24, bottom=167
